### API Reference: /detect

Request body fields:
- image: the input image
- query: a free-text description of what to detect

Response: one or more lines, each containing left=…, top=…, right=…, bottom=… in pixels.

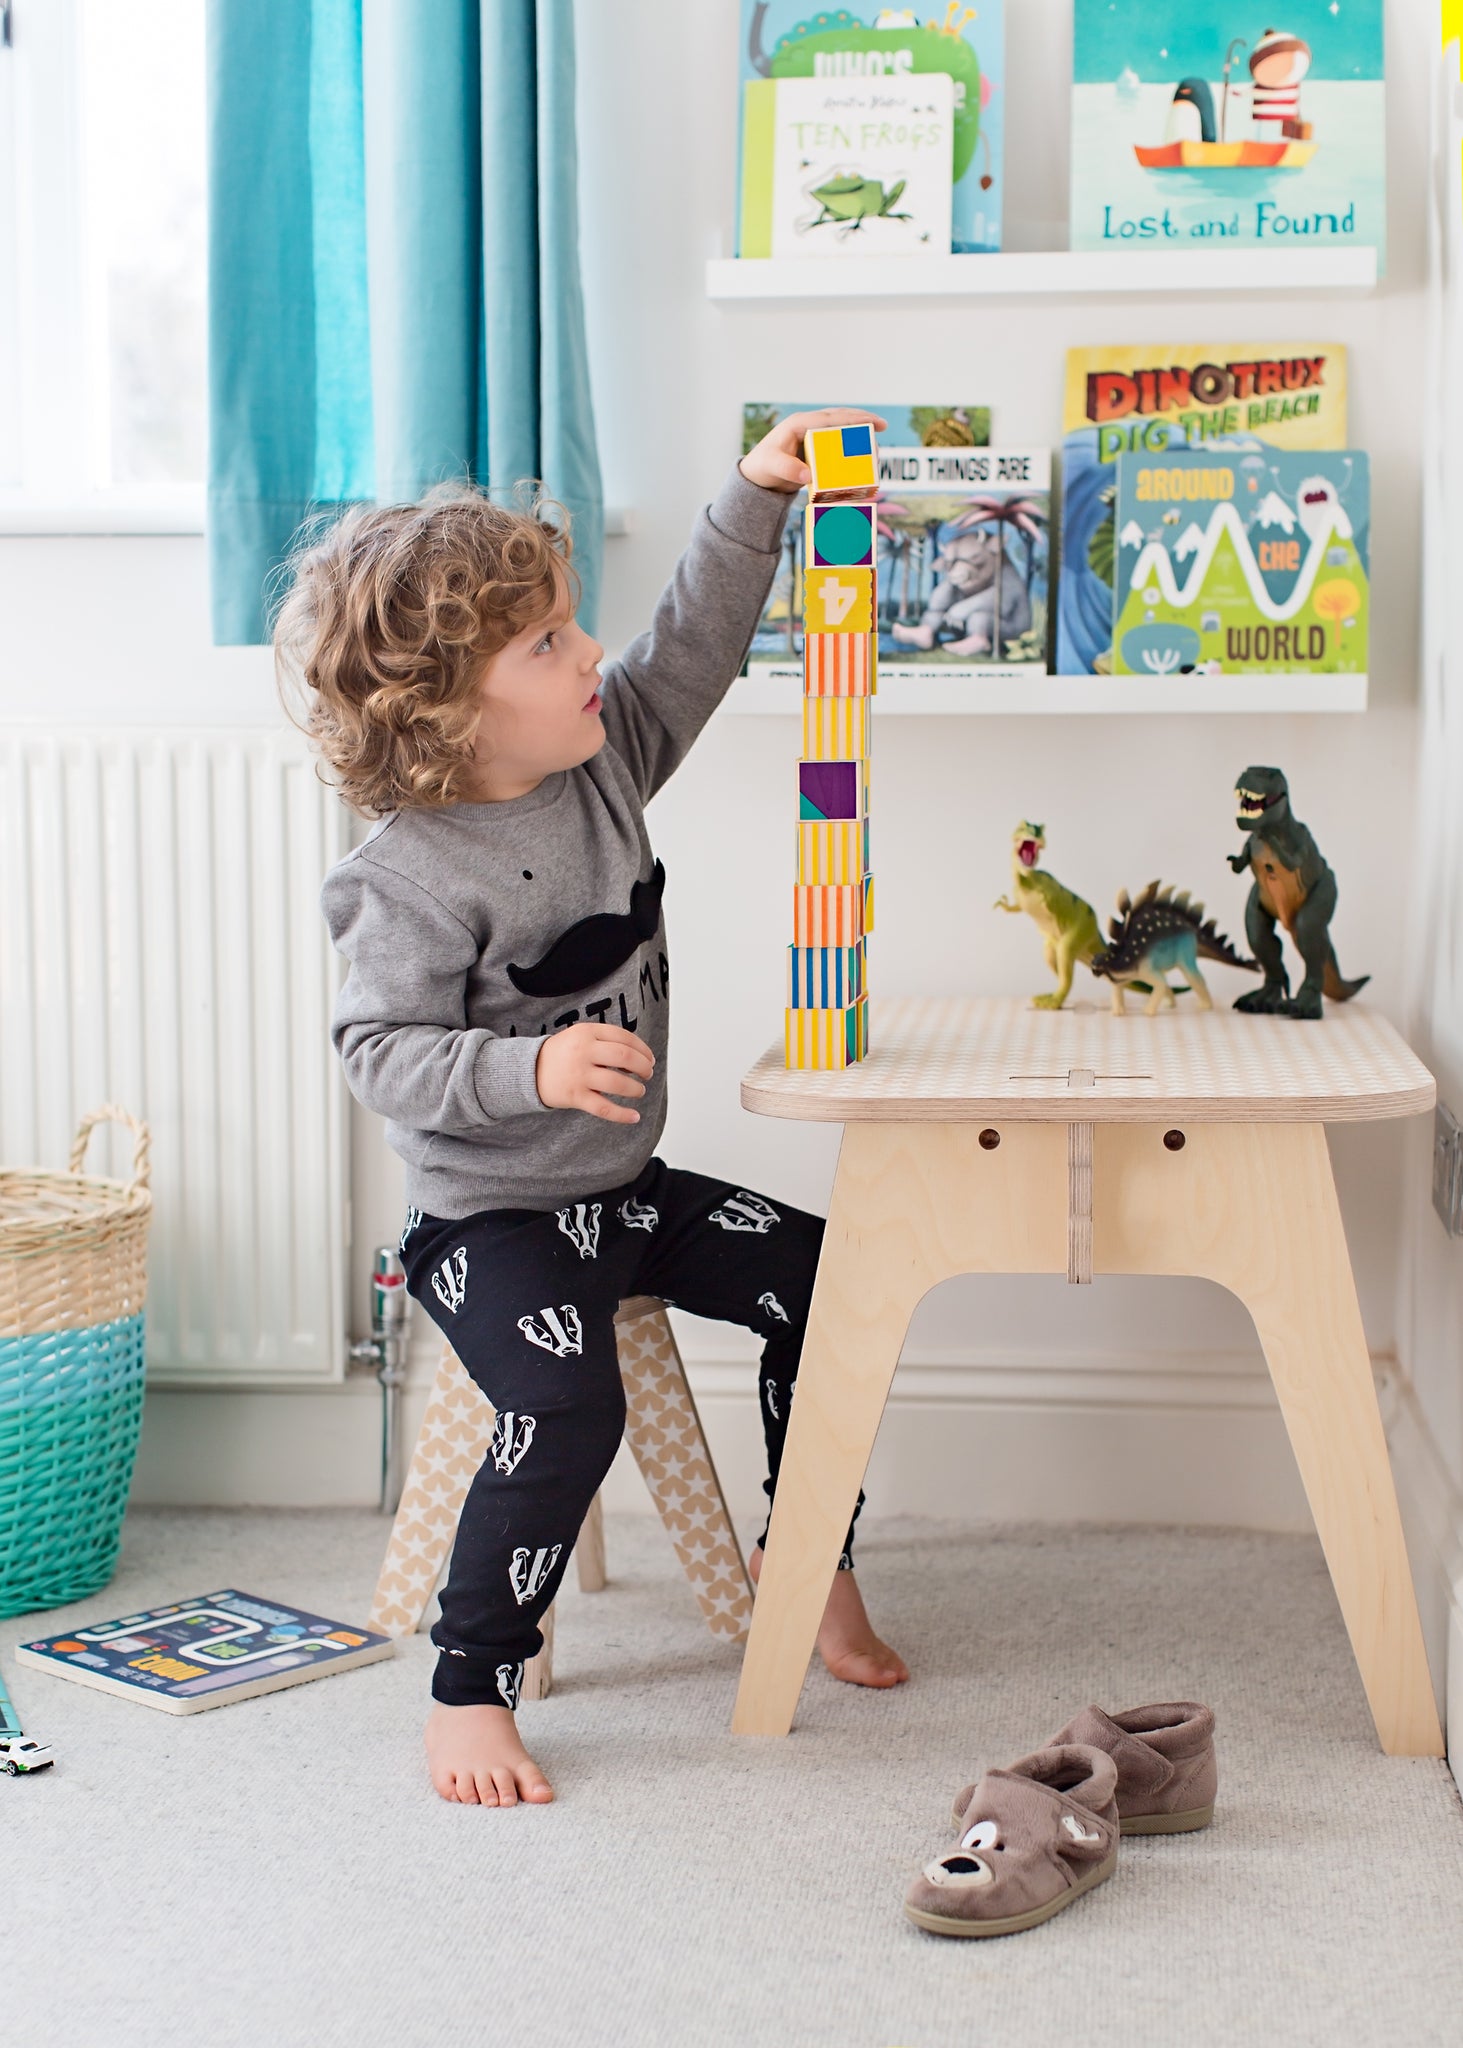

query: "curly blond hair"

left=273, top=483, right=576, bottom=816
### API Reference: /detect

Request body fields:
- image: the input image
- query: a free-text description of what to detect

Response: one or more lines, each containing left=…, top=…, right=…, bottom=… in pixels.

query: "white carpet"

left=5, top=1509, right=1463, bottom=2048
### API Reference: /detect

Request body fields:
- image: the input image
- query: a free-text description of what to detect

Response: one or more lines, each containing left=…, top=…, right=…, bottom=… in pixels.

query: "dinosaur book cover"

left=742, top=405, right=1048, bottom=680
left=1112, top=448, right=1369, bottom=676
left=1056, top=340, right=1348, bottom=675
left=1069, top=1, right=1385, bottom=266
left=736, top=3, right=1005, bottom=256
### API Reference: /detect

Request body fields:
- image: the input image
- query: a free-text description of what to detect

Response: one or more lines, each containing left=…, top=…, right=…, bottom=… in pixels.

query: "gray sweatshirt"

left=320, top=468, right=791, bottom=1220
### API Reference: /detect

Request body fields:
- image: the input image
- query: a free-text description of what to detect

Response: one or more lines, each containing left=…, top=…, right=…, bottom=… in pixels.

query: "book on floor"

left=1055, top=340, right=1348, bottom=676
left=1068, top=0, right=1385, bottom=269
left=735, top=1, right=1005, bottom=256
left=16, top=1589, right=394, bottom=1715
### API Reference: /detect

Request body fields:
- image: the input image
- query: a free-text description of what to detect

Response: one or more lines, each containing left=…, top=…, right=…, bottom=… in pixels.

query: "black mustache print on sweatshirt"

left=506, top=859, right=666, bottom=1000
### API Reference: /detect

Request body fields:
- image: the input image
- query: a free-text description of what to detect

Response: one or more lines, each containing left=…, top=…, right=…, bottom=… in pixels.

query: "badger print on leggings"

left=517, top=1304, right=583, bottom=1357
left=617, top=1196, right=659, bottom=1233
left=491, top=1411, right=537, bottom=1475
left=399, top=1205, right=422, bottom=1253
left=709, top=1191, right=780, bottom=1234
left=556, top=1202, right=602, bottom=1260
left=431, top=1245, right=468, bottom=1314
left=495, top=1661, right=524, bottom=1710
left=509, top=1544, right=562, bottom=1606
left=757, top=1291, right=790, bottom=1324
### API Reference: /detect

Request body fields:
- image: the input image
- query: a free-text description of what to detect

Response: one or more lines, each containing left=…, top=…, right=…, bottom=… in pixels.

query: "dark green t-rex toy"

left=1228, top=767, right=1369, bottom=1020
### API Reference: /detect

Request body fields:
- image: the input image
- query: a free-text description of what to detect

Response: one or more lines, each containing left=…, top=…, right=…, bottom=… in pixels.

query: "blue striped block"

left=787, top=941, right=865, bottom=1010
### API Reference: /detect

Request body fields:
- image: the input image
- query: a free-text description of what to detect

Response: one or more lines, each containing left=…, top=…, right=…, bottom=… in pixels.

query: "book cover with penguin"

left=1068, top=1, right=1384, bottom=269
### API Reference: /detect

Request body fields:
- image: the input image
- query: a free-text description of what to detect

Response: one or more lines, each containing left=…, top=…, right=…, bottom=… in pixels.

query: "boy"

left=280, top=410, right=905, bottom=1807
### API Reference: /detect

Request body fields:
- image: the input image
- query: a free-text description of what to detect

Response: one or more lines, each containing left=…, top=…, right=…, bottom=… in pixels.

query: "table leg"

left=732, top=1119, right=1068, bottom=1735
left=1093, top=1120, right=1443, bottom=1757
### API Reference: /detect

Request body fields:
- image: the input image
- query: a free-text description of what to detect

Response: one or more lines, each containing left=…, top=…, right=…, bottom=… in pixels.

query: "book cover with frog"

left=736, top=3, right=1005, bottom=255
left=1111, top=447, right=1369, bottom=675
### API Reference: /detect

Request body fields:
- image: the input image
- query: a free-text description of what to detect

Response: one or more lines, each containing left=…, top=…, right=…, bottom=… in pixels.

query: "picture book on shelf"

left=17, top=1589, right=394, bottom=1715
left=1069, top=1, right=1385, bottom=268
left=1112, top=448, right=1369, bottom=676
left=1056, top=340, right=1348, bottom=676
left=735, top=2, right=1005, bottom=256
left=740, top=72, right=955, bottom=258
left=741, top=402, right=1047, bottom=681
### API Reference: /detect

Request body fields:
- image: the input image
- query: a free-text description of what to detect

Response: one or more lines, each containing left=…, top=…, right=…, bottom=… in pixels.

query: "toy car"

left=1, top=1733, right=54, bottom=1775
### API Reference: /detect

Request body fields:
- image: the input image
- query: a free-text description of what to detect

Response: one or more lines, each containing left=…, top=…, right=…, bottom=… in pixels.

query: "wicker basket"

left=0, top=1106, right=152, bottom=1618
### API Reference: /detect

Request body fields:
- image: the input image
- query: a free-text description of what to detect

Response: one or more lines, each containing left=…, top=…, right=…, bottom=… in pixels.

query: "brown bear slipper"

left=951, top=1702, right=1217, bottom=1838
left=905, top=1743, right=1119, bottom=1939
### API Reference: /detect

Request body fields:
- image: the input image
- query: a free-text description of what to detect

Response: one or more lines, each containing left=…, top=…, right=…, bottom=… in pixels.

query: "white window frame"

left=0, top=0, right=203, bottom=534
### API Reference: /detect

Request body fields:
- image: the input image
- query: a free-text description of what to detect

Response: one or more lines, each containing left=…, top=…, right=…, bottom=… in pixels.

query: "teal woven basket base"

left=0, top=1312, right=147, bottom=1619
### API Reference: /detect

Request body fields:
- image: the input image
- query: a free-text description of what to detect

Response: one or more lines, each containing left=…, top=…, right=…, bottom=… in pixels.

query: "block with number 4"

left=804, top=565, right=874, bottom=637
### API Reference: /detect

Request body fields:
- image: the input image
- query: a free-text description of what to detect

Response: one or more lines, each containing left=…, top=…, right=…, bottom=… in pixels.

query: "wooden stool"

left=733, top=996, right=1445, bottom=1757
left=368, top=1295, right=753, bottom=1696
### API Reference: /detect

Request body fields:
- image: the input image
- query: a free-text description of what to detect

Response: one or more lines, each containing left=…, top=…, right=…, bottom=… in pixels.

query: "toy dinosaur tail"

left=1324, top=952, right=1370, bottom=1002
left=1193, top=916, right=1256, bottom=972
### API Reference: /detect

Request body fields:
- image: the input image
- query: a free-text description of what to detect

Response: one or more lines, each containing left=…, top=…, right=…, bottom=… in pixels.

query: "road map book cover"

left=18, top=1590, right=393, bottom=1715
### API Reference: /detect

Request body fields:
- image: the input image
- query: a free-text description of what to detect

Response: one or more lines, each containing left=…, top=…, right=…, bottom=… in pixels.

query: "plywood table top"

left=742, top=996, right=1435, bottom=1125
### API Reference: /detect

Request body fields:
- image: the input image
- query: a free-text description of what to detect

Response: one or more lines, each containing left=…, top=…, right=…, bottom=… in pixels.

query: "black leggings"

left=401, top=1156, right=861, bottom=1708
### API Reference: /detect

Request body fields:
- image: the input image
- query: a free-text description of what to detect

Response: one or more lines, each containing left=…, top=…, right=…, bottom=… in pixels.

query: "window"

left=0, top=0, right=205, bottom=530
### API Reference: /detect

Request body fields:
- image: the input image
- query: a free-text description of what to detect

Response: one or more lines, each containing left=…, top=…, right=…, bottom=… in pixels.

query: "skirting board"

left=132, top=1343, right=1311, bottom=1531
left=1375, top=1364, right=1463, bottom=1782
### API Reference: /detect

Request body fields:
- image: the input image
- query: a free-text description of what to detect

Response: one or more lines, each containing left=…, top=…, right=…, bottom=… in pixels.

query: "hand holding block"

left=799, top=759, right=870, bottom=821
left=805, top=423, right=879, bottom=503
left=805, top=500, right=875, bottom=567
left=804, top=565, right=874, bottom=636
left=803, top=631, right=875, bottom=697
left=788, top=941, right=865, bottom=1009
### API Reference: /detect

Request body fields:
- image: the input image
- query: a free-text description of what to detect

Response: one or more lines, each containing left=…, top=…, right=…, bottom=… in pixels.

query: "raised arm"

left=596, top=468, right=791, bottom=802
left=322, top=855, right=546, bottom=1131
left=600, top=407, right=887, bottom=803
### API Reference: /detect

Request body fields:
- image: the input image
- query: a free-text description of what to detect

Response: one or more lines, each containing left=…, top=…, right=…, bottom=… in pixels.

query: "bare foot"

left=749, top=1545, right=909, bottom=1689
left=891, top=622, right=935, bottom=649
left=425, top=1702, right=555, bottom=1806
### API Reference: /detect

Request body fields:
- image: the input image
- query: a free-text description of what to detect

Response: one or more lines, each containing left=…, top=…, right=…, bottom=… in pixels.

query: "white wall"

left=0, top=0, right=1443, bottom=1532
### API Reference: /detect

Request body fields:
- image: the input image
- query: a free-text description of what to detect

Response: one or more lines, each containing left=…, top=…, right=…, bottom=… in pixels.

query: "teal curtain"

left=206, top=0, right=602, bottom=644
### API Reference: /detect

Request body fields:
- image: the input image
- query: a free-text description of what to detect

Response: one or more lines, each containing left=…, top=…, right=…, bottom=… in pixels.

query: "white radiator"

left=0, top=729, right=351, bottom=1382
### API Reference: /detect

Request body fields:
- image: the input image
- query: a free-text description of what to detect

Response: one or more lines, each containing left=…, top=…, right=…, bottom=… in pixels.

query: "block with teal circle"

left=805, top=500, right=876, bottom=569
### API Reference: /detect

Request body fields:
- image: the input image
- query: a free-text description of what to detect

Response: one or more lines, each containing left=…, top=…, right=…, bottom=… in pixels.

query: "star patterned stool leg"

left=368, top=1302, right=750, bottom=1700
left=613, top=1296, right=754, bottom=1644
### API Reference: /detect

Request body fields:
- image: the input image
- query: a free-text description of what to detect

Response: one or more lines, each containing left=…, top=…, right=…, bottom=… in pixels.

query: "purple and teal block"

left=798, top=758, right=870, bottom=822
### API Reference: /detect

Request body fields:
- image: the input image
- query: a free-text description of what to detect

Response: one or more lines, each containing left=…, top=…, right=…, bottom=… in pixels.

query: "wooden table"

left=733, top=996, right=1443, bottom=1756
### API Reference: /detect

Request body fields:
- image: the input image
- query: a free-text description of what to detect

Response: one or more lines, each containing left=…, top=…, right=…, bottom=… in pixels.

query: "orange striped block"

left=803, top=632, right=876, bottom=697
left=797, top=817, right=869, bottom=885
left=803, top=695, right=872, bottom=762
left=784, top=995, right=868, bottom=1070
left=793, top=881, right=870, bottom=947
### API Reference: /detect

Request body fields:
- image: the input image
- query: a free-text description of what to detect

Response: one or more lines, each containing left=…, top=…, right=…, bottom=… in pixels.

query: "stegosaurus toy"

left=1090, top=883, right=1257, bottom=1015
left=993, top=821, right=1106, bottom=1009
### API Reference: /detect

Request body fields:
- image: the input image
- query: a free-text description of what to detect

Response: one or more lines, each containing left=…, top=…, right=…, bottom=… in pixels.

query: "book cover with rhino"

left=741, top=402, right=1048, bottom=682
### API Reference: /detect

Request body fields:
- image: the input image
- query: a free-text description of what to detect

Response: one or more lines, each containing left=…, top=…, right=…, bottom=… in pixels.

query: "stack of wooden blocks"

left=785, top=423, right=878, bottom=1069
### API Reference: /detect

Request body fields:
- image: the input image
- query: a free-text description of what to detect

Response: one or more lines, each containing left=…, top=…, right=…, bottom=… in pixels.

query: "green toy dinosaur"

left=1228, top=767, right=1369, bottom=1020
left=1090, top=882, right=1256, bottom=1015
left=993, top=821, right=1107, bottom=1010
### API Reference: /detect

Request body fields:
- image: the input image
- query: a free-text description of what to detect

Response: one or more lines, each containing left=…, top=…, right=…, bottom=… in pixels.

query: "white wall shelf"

left=705, top=247, right=1378, bottom=301
left=723, top=673, right=1368, bottom=715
